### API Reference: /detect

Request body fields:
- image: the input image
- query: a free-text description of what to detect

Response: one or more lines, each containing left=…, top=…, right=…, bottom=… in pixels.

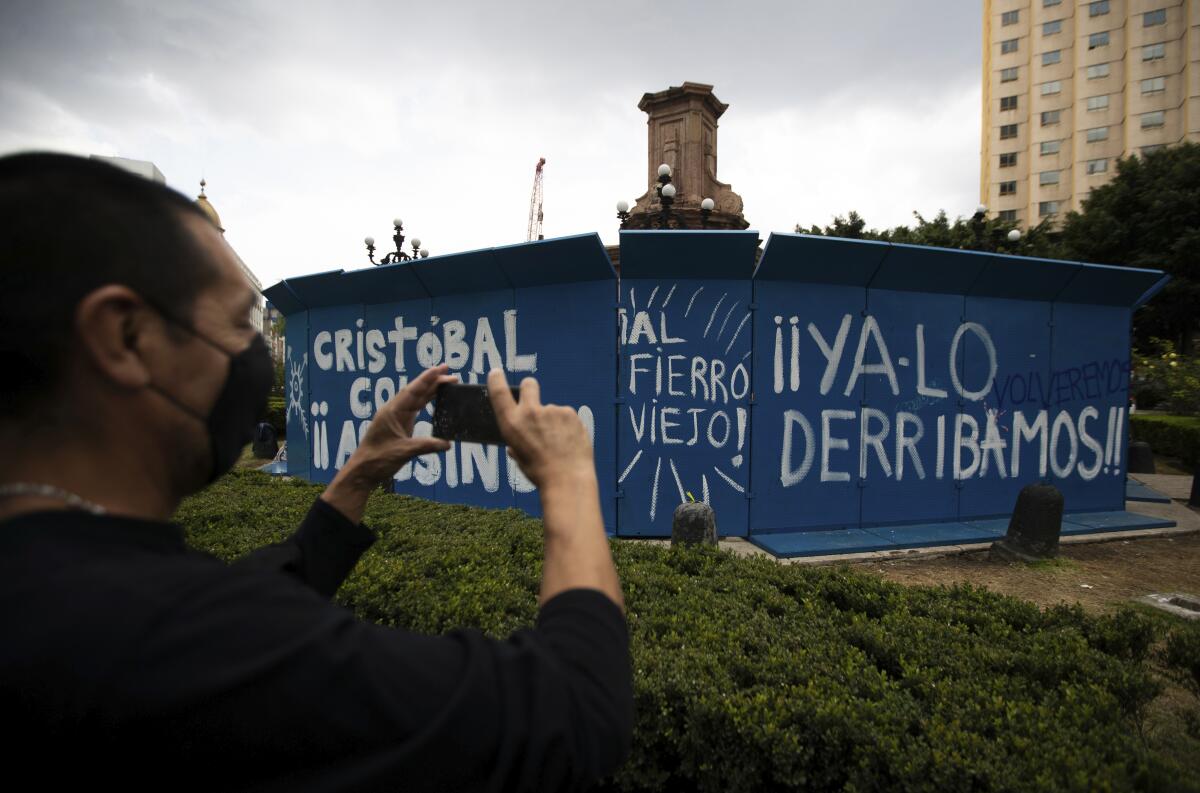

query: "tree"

left=798, top=210, right=870, bottom=239
left=1058, top=142, right=1200, bottom=352
left=796, top=209, right=1060, bottom=257
left=796, top=143, right=1199, bottom=352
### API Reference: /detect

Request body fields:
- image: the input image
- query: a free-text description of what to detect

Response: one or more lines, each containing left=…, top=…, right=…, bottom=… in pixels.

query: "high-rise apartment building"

left=981, top=0, right=1200, bottom=226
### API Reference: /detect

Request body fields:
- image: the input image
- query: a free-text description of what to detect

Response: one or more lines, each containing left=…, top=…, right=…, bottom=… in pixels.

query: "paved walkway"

left=629, top=475, right=1200, bottom=566
left=1130, top=472, right=1195, bottom=501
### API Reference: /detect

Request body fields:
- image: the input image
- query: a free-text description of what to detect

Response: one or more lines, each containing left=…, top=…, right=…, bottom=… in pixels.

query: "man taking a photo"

left=0, top=152, right=632, bottom=792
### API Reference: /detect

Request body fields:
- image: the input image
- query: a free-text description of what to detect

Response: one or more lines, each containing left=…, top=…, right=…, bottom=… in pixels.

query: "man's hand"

left=487, top=368, right=595, bottom=492
left=351, top=364, right=456, bottom=485
left=321, top=365, right=455, bottom=523
left=487, top=369, right=623, bottom=612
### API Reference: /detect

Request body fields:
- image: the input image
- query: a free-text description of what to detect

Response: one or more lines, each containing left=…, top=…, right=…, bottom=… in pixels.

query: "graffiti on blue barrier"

left=265, top=231, right=1169, bottom=537
left=991, top=358, right=1131, bottom=410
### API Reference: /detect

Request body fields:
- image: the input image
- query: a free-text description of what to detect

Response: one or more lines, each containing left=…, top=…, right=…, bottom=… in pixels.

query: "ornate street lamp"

left=617, top=164, right=717, bottom=231
left=365, top=218, right=429, bottom=265
left=616, top=200, right=631, bottom=228
left=654, top=164, right=678, bottom=229
left=970, top=204, right=988, bottom=249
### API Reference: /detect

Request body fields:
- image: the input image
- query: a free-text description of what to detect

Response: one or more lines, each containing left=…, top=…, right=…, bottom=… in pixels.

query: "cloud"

left=0, top=0, right=984, bottom=288
left=725, top=81, right=983, bottom=234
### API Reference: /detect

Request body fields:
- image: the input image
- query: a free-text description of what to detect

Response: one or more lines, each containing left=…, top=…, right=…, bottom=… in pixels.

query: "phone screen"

left=432, top=383, right=520, bottom=445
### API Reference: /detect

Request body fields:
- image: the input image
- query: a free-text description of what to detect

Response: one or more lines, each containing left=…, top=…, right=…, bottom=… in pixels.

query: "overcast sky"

left=0, top=0, right=983, bottom=288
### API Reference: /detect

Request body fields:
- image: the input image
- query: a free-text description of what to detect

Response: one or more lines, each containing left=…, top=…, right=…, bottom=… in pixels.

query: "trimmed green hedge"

left=177, top=471, right=1199, bottom=792
left=1166, top=623, right=1200, bottom=740
left=260, top=396, right=286, bottom=439
left=1130, top=414, right=1200, bottom=467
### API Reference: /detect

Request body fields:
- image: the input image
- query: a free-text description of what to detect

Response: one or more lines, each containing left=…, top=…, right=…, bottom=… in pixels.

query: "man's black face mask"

left=146, top=305, right=274, bottom=484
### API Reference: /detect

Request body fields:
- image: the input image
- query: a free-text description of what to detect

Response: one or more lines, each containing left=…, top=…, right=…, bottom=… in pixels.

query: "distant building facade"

left=193, top=179, right=265, bottom=335
left=264, top=300, right=285, bottom=361
left=89, top=155, right=166, bottom=184
left=981, top=0, right=1200, bottom=226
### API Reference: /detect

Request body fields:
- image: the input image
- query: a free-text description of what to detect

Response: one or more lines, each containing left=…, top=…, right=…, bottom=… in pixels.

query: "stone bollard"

left=671, top=502, right=718, bottom=547
left=1128, top=441, right=1156, bottom=474
left=990, top=483, right=1064, bottom=563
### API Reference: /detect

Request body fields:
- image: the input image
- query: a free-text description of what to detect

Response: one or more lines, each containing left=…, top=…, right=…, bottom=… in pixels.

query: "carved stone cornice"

left=627, top=82, right=748, bottom=229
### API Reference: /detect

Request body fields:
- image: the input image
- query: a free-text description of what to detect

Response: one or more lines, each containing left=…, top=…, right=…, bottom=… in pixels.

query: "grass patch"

left=178, top=470, right=1200, bottom=792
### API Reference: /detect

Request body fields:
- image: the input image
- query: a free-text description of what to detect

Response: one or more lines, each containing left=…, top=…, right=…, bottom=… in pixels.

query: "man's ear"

left=74, top=285, right=159, bottom=389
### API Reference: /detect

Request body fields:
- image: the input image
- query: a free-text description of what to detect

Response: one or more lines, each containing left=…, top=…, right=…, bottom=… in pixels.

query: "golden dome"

left=195, top=178, right=224, bottom=233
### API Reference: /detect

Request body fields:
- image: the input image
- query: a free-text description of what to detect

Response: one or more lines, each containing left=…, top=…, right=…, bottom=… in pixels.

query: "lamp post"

left=616, top=200, right=631, bottom=228
left=970, top=204, right=987, bottom=250
left=616, top=165, right=719, bottom=230
left=365, top=218, right=428, bottom=265
left=654, top=164, right=677, bottom=229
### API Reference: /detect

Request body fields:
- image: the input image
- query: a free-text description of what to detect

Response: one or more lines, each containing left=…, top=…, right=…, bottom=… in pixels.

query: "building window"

left=1088, top=31, right=1109, bottom=49
left=1041, top=110, right=1061, bottom=126
left=1043, top=19, right=1062, bottom=35
left=1001, top=66, right=1019, bottom=82
left=1000, top=181, right=1017, bottom=196
left=1089, top=1, right=1110, bottom=17
left=1041, top=80, right=1062, bottom=95
left=1141, top=76, right=1166, bottom=95
left=1141, top=110, right=1165, bottom=128
left=1040, top=170, right=1061, bottom=186
left=1141, top=144, right=1165, bottom=155
left=1040, top=201, right=1060, bottom=216
left=1002, top=38, right=1019, bottom=54
left=998, top=209, right=1018, bottom=222
left=1002, top=10, right=1020, bottom=25
left=1000, top=152, right=1018, bottom=167
left=1086, top=63, right=1110, bottom=79
left=1042, top=49, right=1061, bottom=65
left=1086, top=158, right=1107, bottom=174
left=1041, top=140, right=1061, bottom=155
left=1000, top=123, right=1018, bottom=139
left=1000, top=96, right=1018, bottom=112
left=1086, top=126, right=1109, bottom=142
left=1044, top=0, right=1061, bottom=6
left=1143, top=43, right=1165, bottom=61
left=1144, top=9, right=1166, bottom=26
left=1086, top=95, right=1109, bottom=112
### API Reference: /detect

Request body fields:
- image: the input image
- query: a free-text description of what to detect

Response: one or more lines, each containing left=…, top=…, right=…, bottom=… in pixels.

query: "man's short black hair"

left=0, top=152, right=220, bottom=421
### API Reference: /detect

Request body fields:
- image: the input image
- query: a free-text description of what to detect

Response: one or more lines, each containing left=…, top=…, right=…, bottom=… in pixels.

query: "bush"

left=177, top=471, right=1197, bottom=792
left=1130, top=414, right=1200, bottom=467
left=1165, top=623, right=1200, bottom=739
left=260, top=396, right=286, bottom=439
left=1132, top=339, right=1200, bottom=416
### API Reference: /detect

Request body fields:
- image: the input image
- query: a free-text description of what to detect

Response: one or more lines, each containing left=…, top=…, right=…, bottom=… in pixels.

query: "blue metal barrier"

left=265, top=230, right=1171, bottom=547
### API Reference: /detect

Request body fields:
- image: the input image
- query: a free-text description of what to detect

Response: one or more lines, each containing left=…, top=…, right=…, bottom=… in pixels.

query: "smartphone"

left=432, top=383, right=520, bottom=445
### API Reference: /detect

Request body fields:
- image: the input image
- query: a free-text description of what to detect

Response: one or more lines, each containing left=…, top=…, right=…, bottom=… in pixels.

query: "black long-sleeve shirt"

left=0, top=498, right=632, bottom=792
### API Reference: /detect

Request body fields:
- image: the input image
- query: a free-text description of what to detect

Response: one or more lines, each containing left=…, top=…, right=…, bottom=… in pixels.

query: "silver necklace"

left=0, top=482, right=107, bottom=515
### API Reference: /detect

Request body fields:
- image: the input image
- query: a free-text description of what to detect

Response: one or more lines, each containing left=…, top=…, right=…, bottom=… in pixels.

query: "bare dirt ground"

left=845, top=458, right=1198, bottom=614
left=850, top=530, right=1200, bottom=614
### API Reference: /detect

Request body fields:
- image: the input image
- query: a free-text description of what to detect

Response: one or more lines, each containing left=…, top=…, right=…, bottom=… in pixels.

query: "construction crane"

left=526, top=157, right=545, bottom=241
